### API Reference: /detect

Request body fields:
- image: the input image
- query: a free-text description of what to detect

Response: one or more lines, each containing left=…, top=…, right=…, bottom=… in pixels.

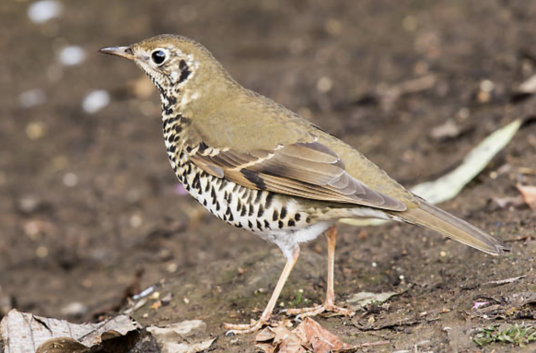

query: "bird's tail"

left=396, top=199, right=510, bottom=255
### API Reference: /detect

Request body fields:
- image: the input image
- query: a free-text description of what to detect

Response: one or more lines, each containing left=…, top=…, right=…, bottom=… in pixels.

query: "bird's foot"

left=286, top=302, right=354, bottom=319
left=224, top=318, right=287, bottom=335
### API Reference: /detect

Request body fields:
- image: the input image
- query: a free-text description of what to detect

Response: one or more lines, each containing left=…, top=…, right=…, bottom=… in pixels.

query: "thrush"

left=100, top=34, right=509, bottom=334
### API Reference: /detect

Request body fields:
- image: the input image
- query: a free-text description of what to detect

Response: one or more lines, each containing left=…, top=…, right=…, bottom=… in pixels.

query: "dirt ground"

left=1, top=1, right=536, bottom=352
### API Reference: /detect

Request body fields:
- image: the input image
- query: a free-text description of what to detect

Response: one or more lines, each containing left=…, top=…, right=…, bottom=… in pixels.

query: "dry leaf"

left=345, top=291, right=397, bottom=311
left=146, top=320, right=215, bottom=353
left=255, top=318, right=351, bottom=353
left=0, top=309, right=140, bottom=353
left=517, top=183, right=536, bottom=210
left=430, top=120, right=461, bottom=141
left=273, top=326, right=306, bottom=353
left=492, top=195, right=526, bottom=209
left=294, top=318, right=352, bottom=353
left=518, top=74, right=536, bottom=94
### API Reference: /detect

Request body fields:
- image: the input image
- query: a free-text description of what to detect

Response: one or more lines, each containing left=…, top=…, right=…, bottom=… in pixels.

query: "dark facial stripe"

left=179, top=60, right=191, bottom=83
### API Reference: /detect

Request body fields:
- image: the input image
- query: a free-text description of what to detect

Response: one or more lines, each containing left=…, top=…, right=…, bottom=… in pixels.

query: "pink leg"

left=287, top=225, right=354, bottom=318
left=224, top=247, right=300, bottom=335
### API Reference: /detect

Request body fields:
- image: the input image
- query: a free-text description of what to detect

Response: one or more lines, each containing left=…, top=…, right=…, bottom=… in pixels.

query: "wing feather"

left=188, top=141, right=407, bottom=211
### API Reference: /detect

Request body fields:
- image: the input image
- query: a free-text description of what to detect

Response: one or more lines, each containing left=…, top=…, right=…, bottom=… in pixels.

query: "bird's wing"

left=188, top=140, right=407, bottom=211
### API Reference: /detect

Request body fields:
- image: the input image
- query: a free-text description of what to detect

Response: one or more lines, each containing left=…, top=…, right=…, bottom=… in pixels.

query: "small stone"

left=60, top=302, right=88, bottom=317
left=18, top=195, right=41, bottom=213
left=36, top=246, right=48, bottom=258
left=19, top=89, right=47, bottom=108
left=63, top=172, right=78, bottom=187
left=402, top=15, right=418, bottom=32
left=129, top=214, right=143, bottom=228
left=28, top=0, right=63, bottom=24
left=82, top=90, right=110, bottom=114
left=25, top=121, right=46, bottom=140
left=166, top=263, right=178, bottom=273
left=59, top=46, right=86, bottom=66
left=317, top=77, right=333, bottom=93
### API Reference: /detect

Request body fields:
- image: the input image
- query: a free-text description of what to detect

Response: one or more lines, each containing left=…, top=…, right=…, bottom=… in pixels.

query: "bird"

left=100, top=34, right=509, bottom=335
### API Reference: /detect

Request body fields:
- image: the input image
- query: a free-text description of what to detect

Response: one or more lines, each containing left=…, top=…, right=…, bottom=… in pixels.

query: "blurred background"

left=1, top=1, right=535, bottom=346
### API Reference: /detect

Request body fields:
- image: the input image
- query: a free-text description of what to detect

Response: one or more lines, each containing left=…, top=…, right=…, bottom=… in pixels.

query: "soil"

left=1, top=1, right=536, bottom=352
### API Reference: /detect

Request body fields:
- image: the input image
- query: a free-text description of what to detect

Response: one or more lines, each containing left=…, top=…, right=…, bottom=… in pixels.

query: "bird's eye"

left=151, top=50, right=167, bottom=65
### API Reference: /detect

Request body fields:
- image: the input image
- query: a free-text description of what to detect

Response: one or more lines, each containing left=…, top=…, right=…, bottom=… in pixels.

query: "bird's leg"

left=286, top=225, right=354, bottom=318
left=224, top=247, right=300, bottom=335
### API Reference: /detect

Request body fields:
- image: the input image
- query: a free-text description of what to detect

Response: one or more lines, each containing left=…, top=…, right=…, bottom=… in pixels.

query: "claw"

left=224, top=319, right=268, bottom=335
left=286, top=303, right=354, bottom=319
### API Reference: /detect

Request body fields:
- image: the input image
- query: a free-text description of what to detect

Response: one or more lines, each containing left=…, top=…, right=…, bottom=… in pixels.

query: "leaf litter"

left=0, top=309, right=140, bottom=353
left=255, top=317, right=389, bottom=353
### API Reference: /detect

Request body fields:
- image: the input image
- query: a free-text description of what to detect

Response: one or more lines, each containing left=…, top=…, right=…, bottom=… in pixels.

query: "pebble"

left=25, top=121, right=46, bottom=140
left=28, top=0, right=63, bottom=24
left=59, top=46, right=86, bottom=66
left=36, top=246, right=48, bottom=258
left=18, top=89, right=47, bottom=108
left=82, top=90, right=110, bottom=114
left=18, top=195, right=41, bottom=213
left=316, top=76, right=333, bottom=93
left=60, top=302, right=88, bottom=317
left=63, top=172, right=78, bottom=187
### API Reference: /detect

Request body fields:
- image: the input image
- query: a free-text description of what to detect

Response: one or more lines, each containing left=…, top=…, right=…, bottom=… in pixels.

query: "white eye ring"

left=150, top=49, right=168, bottom=66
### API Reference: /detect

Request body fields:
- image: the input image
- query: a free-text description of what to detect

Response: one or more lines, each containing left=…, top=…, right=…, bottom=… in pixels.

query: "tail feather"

left=397, top=200, right=510, bottom=255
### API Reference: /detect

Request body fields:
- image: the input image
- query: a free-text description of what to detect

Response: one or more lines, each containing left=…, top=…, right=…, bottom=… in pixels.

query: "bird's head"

left=100, top=34, right=231, bottom=101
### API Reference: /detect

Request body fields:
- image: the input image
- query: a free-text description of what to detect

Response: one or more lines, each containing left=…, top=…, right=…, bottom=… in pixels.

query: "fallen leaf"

left=430, top=120, right=462, bottom=141
left=345, top=291, right=398, bottom=311
left=517, top=183, right=536, bottom=210
left=294, top=318, right=352, bottom=353
left=146, top=320, right=215, bottom=353
left=255, top=318, right=353, bottom=353
left=518, top=74, right=536, bottom=94
left=485, top=275, right=525, bottom=286
left=0, top=309, right=140, bottom=353
left=472, top=301, right=490, bottom=310
left=492, top=195, right=526, bottom=209
left=273, top=326, right=306, bottom=353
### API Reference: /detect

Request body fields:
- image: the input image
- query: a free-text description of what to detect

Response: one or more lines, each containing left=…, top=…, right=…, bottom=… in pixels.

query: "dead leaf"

left=492, top=195, right=526, bottom=209
left=485, top=275, right=526, bottom=286
left=430, top=120, right=461, bottom=141
left=0, top=309, right=140, bottom=353
left=345, top=291, right=398, bottom=311
left=517, top=183, right=536, bottom=210
left=273, top=326, right=306, bottom=353
left=255, top=318, right=352, bottom=353
left=294, top=318, right=352, bottom=353
left=146, top=320, right=215, bottom=353
left=518, top=74, right=536, bottom=94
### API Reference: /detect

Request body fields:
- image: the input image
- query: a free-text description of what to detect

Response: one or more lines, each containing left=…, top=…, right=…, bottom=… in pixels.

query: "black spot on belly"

left=264, top=220, right=270, bottom=229
left=280, top=206, right=287, bottom=219
left=256, top=220, right=263, bottom=231
left=288, top=220, right=295, bottom=227
left=272, top=210, right=279, bottom=221
left=295, top=213, right=301, bottom=222
left=248, top=220, right=253, bottom=229
left=257, top=204, right=264, bottom=217
left=265, top=193, right=274, bottom=209
left=278, top=220, right=284, bottom=229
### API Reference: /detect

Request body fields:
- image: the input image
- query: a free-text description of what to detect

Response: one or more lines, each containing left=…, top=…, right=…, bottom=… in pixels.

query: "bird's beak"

left=99, top=46, right=135, bottom=60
